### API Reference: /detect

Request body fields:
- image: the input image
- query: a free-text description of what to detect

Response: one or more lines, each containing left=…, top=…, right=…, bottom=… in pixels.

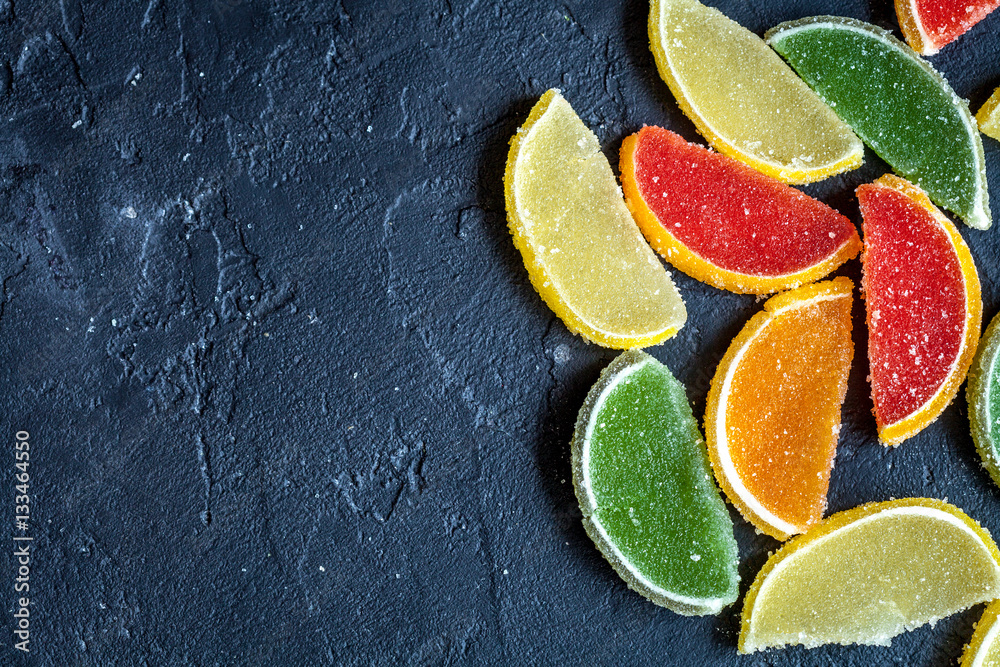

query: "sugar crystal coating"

left=504, top=90, right=686, bottom=349
left=620, top=126, right=861, bottom=294
left=648, top=0, right=862, bottom=184
left=741, top=499, right=1000, bottom=653
left=896, top=0, right=1000, bottom=55
left=768, top=16, right=991, bottom=230
left=571, top=350, right=739, bottom=615
left=858, top=174, right=981, bottom=445
left=706, top=278, right=854, bottom=540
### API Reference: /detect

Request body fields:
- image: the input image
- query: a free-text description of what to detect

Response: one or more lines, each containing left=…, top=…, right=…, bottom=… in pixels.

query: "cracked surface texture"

left=0, top=0, right=998, bottom=664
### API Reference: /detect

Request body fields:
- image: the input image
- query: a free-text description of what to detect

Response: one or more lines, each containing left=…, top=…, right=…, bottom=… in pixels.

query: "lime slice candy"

left=968, top=311, right=1000, bottom=489
left=767, top=17, right=991, bottom=230
left=572, top=350, right=739, bottom=615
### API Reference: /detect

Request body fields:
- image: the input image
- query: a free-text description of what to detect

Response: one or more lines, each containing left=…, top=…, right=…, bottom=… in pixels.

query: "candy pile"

left=503, top=0, right=1000, bottom=656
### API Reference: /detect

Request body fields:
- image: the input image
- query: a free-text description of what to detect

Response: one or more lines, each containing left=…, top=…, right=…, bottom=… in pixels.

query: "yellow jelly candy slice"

left=648, top=0, right=863, bottom=184
left=962, top=599, right=1000, bottom=667
left=979, top=87, right=1000, bottom=142
left=740, top=498, right=1000, bottom=653
left=504, top=90, right=686, bottom=348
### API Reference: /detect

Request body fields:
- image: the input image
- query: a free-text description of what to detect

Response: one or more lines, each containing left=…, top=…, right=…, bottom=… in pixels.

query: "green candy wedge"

left=969, top=312, right=1000, bottom=488
left=767, top=17, right=991, bottom=230
left=571, top=350, right=739, bottom=615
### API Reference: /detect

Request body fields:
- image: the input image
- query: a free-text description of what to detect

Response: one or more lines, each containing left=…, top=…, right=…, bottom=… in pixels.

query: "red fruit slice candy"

left=858, top=174, right=981, bottom=445
left=897, top=0, right=1000, bottom=55
left=620, top=126, right=861, bottom=294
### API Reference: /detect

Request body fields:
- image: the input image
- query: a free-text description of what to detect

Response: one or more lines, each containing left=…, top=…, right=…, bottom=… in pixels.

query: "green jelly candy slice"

left=767, top=17, right=991, bottom=230
left=571, top=350, right=739, bottom=615
left=969, top=312, right=1000, bottom=488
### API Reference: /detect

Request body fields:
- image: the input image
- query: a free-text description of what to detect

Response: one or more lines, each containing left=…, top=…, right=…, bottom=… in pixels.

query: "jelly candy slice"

left=961, top=599, right=1000, bottom=667
left=572, top=350, right=739, bottom=615
left=740, top=498, right=1000, bottom=653
left=620, top=126, right=861, bottom=294
left=897, top=0, right=1000, bottom=55
left=968, top=312, right=1000, bottom=489
left=858, top=174, right=982, bottom=446
left=648, top=0, right=862, bottom=184
left=978, top=87, right=1000, bottom=142
left=504, top=90, right=686, bottom=348
left=705, top=278, right=854, bottom=540
left=768, top=17, right=991, bottom=230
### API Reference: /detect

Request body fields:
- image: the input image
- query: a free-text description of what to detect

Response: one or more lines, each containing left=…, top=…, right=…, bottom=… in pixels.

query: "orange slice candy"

left=620, top=126, right=861, bottom=294
left=706, top=278, right=854, bottom=540
left=858, top=174, right=982, bottom=446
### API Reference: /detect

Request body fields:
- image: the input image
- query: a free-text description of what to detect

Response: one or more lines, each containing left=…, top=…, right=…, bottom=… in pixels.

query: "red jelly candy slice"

left=897, top=0, right=1000, bottom=55
left=621, top=126, right=861, bottom=294
left=858, top=174, right=981, bottom=445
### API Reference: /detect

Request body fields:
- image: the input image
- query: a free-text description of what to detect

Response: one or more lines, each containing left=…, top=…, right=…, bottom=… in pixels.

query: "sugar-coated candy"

left=504, top=90, right=686, bottom=348
left=620, top=126, right=861, bottom=294
left=967, top=311, right=1000, bottom=489
left=960, top=599, right=1000, bottom=666
left=572, top=350, right=739, bottom=615
left=648, top=0, right=862, bottom=184
left=857, top=174, right=981, bottom=446
left=978, top=87, right=1000, bottom=142
left=768, top=17, right=991, bottom=230
left=705, top=278, right=854, bottom=540
left=896, top=0, right=1000, bottom=55
left=741, top=499, right=1000, bottom=653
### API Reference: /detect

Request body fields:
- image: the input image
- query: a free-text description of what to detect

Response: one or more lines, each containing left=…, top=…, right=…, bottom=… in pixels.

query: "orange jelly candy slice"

left=858, top=174, right=982, bottom=446
left=620, top=126, right=861, bottom=294
left=706, top=278, right=854, bottom=540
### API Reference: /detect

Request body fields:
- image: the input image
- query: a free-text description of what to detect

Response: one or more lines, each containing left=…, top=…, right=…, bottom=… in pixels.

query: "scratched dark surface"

left=0, top=0, right=998, bottom=664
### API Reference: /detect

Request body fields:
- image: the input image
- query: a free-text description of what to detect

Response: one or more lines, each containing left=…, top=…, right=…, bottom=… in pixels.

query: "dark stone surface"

left=0, top=0, right=998, bottom=664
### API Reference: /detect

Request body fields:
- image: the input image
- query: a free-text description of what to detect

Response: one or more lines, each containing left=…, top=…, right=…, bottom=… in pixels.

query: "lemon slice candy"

left=648, top=0, right=863, bottom=184
left=978, top=87, right=1000, bottom=142
left=504, top=90, right=686, bottom=348
left=740, top=498, right=1000, bottom=653
left=962, top=599, right=1000, bottom=667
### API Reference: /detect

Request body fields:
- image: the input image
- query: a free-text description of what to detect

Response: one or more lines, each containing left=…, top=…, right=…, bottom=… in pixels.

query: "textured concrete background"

left=0, top=0, right=998, bottom=664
